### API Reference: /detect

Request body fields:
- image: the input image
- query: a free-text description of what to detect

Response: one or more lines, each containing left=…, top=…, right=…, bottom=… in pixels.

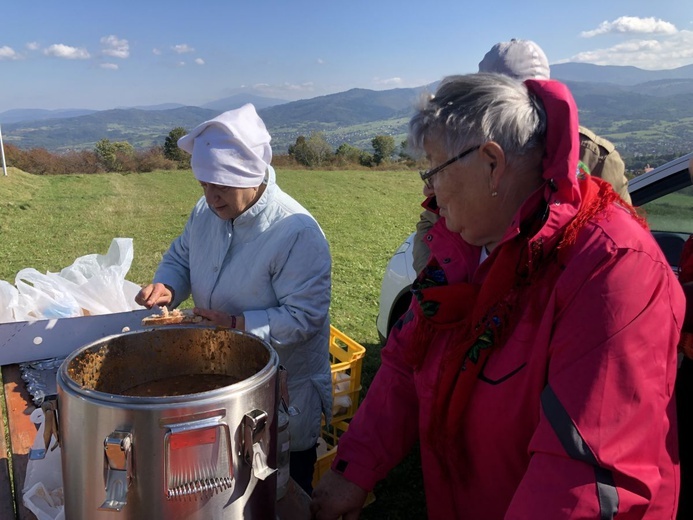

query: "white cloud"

left=282, top=82, right=315, bottom=92
left=152, top=48, right=162, bottom=55
left=373, top=77, right=403, bottom=87
left=252, top=82, right=315, bottom=96
left=317, top=58, right=325, bottom=65
left=581, top=16, right=677, bottom=38
left=26, top=42, right=40, bottom=51
left=568, top=30, right=693, bottom=69
left=172, top=44, right=194, bottom=54
left=100, top=35, right=129, bottom=59
left=100, top=63, right=119, bottom=70
left=43, top=44, right=90, bottom=60
left=194, top=58, right=205, bottom=65
left=177, top=61, right=186, bottom=67
left=0, top=46, right=20, bottom=60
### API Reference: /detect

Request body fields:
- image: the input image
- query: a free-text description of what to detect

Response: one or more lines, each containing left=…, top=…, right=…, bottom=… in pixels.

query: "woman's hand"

left=310, top=470, right=368, bottom=520
left=193, top=307, right=245, bottom=330
left=135, top=283, right=173, bottom=309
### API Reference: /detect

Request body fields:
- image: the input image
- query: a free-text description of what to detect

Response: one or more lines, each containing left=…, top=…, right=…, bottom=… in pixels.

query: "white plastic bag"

left=0, top=280, right=19, bottom=323
left=57, top=237, right=143, bottom=315
left=14, top=269, right=82, bottom=321
left=23, top=407, right=65, bottom=520
left=9, top=238, right=143, bottom=321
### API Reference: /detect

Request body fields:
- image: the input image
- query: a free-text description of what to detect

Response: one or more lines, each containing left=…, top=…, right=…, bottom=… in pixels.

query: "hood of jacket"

left=503, top=79, right=581, bottom=247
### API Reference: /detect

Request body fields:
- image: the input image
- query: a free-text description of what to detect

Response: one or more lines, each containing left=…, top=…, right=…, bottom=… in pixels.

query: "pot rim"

left=57, top=326, right=279, bottom=405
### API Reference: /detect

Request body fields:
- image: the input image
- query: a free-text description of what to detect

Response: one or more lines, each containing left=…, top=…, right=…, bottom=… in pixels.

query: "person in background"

left=310, top=74, right=684, bottom=519
left=676, top=156, right=693, bottom=355
left=135, top=104, right=332, bottom=494
left=412, top=38, right=631, bottom=273
left=675, top=155, right=693, bottom=520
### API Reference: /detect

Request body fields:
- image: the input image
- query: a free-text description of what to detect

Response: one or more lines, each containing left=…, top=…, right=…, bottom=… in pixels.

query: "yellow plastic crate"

left=313, top=420, right=350, bottom=488
left=310, top=327, right=366, bottom=489
left=310, top=326, right=365, bottom=487
left=328, top=325, right=365, bottom=424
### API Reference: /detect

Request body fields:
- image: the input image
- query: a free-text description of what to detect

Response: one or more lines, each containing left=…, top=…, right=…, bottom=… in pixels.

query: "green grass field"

left=0, top=167, right=427, bottom=518
left=641, top=188, right=693, bottom=234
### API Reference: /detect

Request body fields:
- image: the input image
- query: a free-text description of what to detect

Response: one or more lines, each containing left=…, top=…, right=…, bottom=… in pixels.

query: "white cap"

left=478, top=39, right=550, bottom=80
left=177, top=103, right=272, bottom=188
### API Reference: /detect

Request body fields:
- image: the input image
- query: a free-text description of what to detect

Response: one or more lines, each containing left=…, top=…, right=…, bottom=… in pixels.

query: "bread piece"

left=141, top=307, right=204, bottom=326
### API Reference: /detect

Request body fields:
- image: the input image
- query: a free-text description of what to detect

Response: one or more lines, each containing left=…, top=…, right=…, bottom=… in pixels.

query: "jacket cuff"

left=243, top=309, right=270, bottom=341
left=330, top=454, right=380, bottom=491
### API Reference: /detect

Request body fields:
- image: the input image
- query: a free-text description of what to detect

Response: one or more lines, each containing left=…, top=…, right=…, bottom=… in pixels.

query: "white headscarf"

left=177, top=103, right=272, bottom=188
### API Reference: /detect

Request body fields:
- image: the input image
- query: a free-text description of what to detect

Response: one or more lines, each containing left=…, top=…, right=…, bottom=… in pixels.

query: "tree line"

left=287, top=132, right=414, bottom=168
left=3, top=125, right=674, bottom=176
left=3, top=127, right=418, bottom=175
left=4, top=138, right=181, bottom=175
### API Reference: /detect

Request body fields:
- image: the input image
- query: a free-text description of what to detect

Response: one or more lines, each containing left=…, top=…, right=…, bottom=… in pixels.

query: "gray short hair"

left=409, top=73, right=546, bottom=168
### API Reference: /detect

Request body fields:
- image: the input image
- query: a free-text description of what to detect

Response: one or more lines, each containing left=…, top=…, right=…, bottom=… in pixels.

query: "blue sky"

left=1, top=0, right=692, bottom=112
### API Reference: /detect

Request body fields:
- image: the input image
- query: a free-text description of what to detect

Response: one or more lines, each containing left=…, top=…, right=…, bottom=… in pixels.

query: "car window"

left=641, top=185, right=693, bottom=235
left=639, top=184, right=693, bottom=268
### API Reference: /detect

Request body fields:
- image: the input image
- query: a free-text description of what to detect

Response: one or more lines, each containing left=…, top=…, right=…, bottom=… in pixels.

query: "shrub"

left=372, top=135, right=396, bottom=165
left=95, top=139, right=136, bottom=172
left=135, top=147, right=177, bottom=172
left=272, top=154, right=301, bottom=168
left=163, top=127, right=190, bottom=166
left=288, top=133, right=333, bottom=168
left=17, top=147, right=59, bottom=175
left=61, top=150, right=103, bottom=174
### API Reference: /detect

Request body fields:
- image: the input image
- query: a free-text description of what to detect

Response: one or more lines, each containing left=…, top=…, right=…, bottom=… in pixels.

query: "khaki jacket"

left=579, top=125, right=631, bottom=203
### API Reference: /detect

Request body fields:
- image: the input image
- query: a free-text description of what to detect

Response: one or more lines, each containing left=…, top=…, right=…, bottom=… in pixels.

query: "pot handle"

left=279, top=365, right=300, bottom=417
left=243, top=409, right=275, bottom=481
left=164, top=416, right=234, bottom=500
left=98, top=430, right=133, bottom=512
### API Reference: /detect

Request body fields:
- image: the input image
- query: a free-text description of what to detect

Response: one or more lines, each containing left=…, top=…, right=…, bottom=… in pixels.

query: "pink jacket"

left=333, top=80, right=685, bottom=519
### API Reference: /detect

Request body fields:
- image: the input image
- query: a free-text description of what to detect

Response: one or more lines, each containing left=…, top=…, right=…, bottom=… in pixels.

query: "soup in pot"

left=121, top=374, right=240, bottom=397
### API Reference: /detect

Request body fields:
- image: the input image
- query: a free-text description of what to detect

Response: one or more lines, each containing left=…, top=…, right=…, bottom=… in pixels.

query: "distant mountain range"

left=2, top=62, right=693, bottom=157
left=549, top=62, right=693, bottom=86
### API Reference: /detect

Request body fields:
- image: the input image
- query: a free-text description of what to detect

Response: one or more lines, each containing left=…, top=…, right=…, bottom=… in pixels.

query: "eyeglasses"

left=419, top=145, right=480, bottom=189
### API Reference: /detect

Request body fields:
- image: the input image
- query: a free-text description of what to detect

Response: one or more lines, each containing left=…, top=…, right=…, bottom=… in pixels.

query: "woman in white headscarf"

left=136, top=103, right=333, bottom=494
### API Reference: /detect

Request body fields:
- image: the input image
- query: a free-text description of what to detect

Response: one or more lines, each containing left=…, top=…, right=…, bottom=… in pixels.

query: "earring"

left=491, top=191, right=498, bottom=197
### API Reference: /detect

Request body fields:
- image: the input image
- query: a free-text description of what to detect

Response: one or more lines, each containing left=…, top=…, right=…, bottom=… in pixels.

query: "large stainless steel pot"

left=56, top=326, right=279, bottom=519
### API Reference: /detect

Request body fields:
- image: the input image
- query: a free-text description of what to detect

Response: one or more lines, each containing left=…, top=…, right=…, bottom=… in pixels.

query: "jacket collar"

left=227, top=165, right=277, bottom=226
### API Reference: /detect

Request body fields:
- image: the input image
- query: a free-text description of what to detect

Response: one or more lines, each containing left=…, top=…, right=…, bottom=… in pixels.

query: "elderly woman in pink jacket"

left=311, top=74, right=685, bottom=519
